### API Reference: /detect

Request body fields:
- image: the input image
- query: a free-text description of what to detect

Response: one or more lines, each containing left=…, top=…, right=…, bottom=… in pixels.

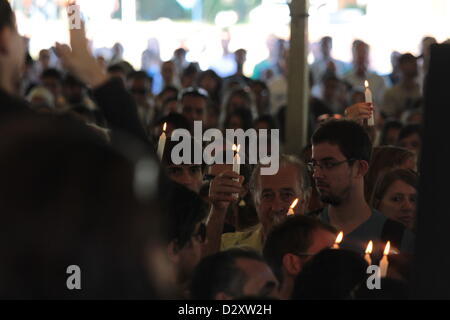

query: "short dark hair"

left=380, top=119, right=403, bottom=146
left=127, top=70, right=153, bottom=85
left=311, top=119, right=372, bottom=162
left=263, top=215, right=337, bottom=283
left=0, top=0, right=14, bottom=31
left=398, top=124, right=421, bottom=141
left=398, top=53, right=417, bottom=65
left=190, top=248, right=264, bottom=300
left=107, top=64, right=125, bottom=74
left=292, top=249, right=368, bottom=300
left=163, top=182, right=207, bottom=250
left=41, top=68, right=62, bottom=82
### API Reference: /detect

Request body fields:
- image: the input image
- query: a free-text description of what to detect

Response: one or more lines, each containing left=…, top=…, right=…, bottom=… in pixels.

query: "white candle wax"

left=364, top=81, right=375, bottom=126
left=157, top=123, right=167, bottom=160
left=379, top=241, right=390, bottom=277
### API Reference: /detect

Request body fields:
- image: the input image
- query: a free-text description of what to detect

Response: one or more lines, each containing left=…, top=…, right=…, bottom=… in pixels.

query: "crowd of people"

left=0, top=0, right=434, bottom=299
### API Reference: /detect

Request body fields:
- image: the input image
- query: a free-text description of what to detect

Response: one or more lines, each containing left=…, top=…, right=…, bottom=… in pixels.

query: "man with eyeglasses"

left=263, top=215, right=337, bottom=299
left=308, top=119, right=414, bottom=253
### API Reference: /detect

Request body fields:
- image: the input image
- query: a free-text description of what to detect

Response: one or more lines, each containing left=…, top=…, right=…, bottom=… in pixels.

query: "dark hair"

left=379, top=119, right=403, bottom=146
left=158, top=85, right=179, bottom=101
left=62, top=74, right=85, bottom=88
left=154, top=112, right=192, bottom=133
left=0, top=114, right=161, bottom=299
left=163, top=182, right=207, bottom=250
left=254, top=114, right=279, bottom=130
left=0, top=0, right=14, bottom=31
left=398, top=124, right=421, bottom=141
left=311, top=119, right=372, bottom=162
left=263, top=215, right=337, bottom=283
left=398, top=53, right=417, bottom=65
left=365, top=146, right=415, bottom=202
left=371, top=168, right=418, bottom=209
left=352, top=278, right=408, bottom=300
left=127, top=70, right=153, bottom=85
left=224, top=107, right=254, bottom=131
left=41, top=68, right=62, bottom=82
left=190, top=248, right=265, bottom=300
left=107, top=64, right=125, bottom=74
left=292, top=249, right=368, bottom=300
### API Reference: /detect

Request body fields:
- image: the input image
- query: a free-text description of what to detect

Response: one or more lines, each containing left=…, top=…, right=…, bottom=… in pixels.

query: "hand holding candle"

left=379, top=241, right=390, bottom=277
left=364, top=240, right=373, bottom=265
left=332, top=231, right=343, bottom=249
left=157, top=122, right=167, bottom=160
left=364, top=81, right=375, bottom=126
left=287, top=198, right=299, bottom=215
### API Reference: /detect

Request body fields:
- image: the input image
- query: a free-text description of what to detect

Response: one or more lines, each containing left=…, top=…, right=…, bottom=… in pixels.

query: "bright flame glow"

left=364, top=80, right=369, bottom=88
left=335, top=231, right=343, bottom=245
left=290, top=198, right=299, bottom=209
left=232, top=144, right=241, bottom=153
left=365, top=240, right=373, bottom=254
left=163, top=122, right=167, bottom=132
left=383, top=241, right=391, bottom=256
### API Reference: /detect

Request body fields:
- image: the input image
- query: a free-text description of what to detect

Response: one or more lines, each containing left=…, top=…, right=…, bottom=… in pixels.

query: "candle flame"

left=163, top=122, right=167, bottom=132
left=232, top=144, right=241, bottom=152
left=364, top=80, right=369, bottom=88
left=365, top=240, right=373, bottom=254
left=335, top=231, right=343, bottom=245
left=383, top=241, right=391, bottom=256
left=290, top=198, right=299, bottom=209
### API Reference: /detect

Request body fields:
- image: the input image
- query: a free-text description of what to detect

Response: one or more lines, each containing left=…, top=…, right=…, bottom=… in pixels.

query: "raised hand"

left=208, top=171, right=244, bottom=211
left=344, top=102, right=373, bottom=124
left=54, top=1, right=108, bottom=88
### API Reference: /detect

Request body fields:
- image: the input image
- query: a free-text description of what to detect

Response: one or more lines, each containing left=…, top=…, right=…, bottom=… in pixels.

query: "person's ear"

left=282, top=253, right=302, bottom=276
left=356, top=160, right=369, bottom=177
left=214, top=292, right=234, bottom=300
left=167, top=241, right=181, bottom=264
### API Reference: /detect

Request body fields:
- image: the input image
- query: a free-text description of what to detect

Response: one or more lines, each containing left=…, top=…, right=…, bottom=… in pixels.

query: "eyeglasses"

left=193, top=223, right=207, bottom=244
left=307, top=159, right=356, bottom=172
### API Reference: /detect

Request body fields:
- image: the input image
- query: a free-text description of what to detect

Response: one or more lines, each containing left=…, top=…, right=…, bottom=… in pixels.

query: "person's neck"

left=327, top=188, right=372, bottom=234
left=278, top=278, right=294, bottom=300
left=236, top=65, right=244, bottom=76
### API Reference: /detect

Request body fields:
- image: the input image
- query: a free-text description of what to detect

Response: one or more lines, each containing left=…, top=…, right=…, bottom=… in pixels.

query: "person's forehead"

left=386, top=180, right=416, bottom=195
left=312, top=142, right=344, bottom=160
left=260, top=164, right=300, bottom=190
left=183, top=95, right=206, bottom=106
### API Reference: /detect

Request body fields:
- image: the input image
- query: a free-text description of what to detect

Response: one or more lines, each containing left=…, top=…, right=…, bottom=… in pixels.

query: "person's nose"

left=271, top=194, right=287, bottom=214
left=402, top=198, right=415, bottom=211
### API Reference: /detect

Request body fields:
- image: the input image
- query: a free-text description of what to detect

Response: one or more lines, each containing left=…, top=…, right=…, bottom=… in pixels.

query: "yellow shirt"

left=220, top=224, right=264, bottom=253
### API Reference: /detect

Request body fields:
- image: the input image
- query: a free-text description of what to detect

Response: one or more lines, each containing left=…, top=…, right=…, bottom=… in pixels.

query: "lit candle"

left=332, top=231, right=343, bottom=249
left=157, top=122, right=167, bottom=160
left=364, top=240, right=373, bottom=265
left=287, top=198, right=299, bottom=215
left=232, top=144, right=241, bottom=175
left=379, top=241, right=390, bottom=277
left=364, top=80, right=375, bottom=126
